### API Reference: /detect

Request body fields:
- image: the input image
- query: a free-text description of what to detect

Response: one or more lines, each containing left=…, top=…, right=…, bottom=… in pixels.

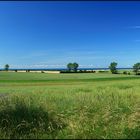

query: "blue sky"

left=0, top=1, right=140, bottom=69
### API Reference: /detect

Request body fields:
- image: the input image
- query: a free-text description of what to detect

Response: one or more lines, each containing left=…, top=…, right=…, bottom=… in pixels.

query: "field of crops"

left=0, top=72, right=140, bottom=139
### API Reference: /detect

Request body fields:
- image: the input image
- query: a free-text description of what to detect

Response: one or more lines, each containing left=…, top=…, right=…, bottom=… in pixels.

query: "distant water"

left=0, top=68, right=133, bottom=71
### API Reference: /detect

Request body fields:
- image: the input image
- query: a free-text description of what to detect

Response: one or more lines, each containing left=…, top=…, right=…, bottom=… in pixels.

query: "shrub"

left=123, top=71, right=127, bottom=75
left=136, top=73, right=140, bottom=75
left=98, top=70, right=109, bottom=73
left=60, top=70, right=96, bottom=73
left=92, top=70, right=96, bottom=73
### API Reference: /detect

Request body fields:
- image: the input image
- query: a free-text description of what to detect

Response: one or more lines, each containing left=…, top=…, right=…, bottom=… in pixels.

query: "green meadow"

left=0, top=72, right=140, bottom=139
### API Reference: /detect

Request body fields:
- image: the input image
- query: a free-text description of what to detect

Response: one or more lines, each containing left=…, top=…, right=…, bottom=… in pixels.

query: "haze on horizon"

left=0, top=1, right=140, bottom=69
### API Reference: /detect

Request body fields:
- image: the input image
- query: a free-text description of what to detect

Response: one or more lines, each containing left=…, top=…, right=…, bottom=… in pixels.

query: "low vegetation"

left=0, top=72, right=139, bottom=139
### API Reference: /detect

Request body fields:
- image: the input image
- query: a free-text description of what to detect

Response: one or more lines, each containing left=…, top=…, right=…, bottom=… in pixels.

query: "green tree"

left=133, top=62, right=140, bottom=75
left=73, top=62, right=79, bottom=72
left=109, top=62, right=118, bottom=74
left=67, top=62, right=79, bottom=72
left=67, top=63, right=73, bottom=71
left=5, top=64, right=9, bottom=71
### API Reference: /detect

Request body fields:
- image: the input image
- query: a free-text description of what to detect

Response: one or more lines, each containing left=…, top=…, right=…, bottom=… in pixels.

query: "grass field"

left=0, top=72, right=140, bottom=139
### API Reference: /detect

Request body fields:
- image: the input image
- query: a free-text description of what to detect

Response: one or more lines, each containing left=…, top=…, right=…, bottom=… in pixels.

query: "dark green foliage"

left=124, top=126, right=140, bottom=139
left=73, top=62, right=79, bottom=72
left=123, top=71, right=127, bottom=75
left=137, top=73, right=140, bottom=75
left=91, top=70, right=96, bottom=73
left=0, top=96, right=66, bottom=139
left=109, top=62, right=118, bottom=74
left=67, top=63, right=73, bottom=71
left=133, top=62, right=140, bottom=75
left=98, top=70, right=109, bottom=73
left=60, top=70, right=96, bottom=73
left=4, top=64, right=9, bottom=71
left=67, top=62, right=79, bottom=72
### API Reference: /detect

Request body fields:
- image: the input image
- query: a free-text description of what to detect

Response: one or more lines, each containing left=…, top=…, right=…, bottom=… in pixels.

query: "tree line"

left=2, top=62, right=140, bottom=75
left=67, top=62, right=140, bottom=75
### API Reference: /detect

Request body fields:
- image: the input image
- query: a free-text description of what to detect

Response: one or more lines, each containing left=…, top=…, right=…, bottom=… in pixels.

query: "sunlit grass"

left=0, top=72, right=139, bottom=139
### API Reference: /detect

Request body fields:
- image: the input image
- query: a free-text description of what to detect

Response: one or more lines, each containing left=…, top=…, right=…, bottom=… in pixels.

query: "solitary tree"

left=5, top=64, right=9, bottom=71
left=133, top=62, right=140, bottom=75
left=67, top=63, right=73, bottom=71
left=67, top=62, right=79, bottom=72
left=73, top=62, right=79, bottom=72
left=109, top=62, right=118, bottom=74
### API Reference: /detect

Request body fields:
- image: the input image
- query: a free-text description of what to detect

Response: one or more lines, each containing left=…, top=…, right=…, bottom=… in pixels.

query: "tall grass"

left=0, top=72, right=139, bottom=139
left=0, top=86, right=140, bottom=139
left=0, top=95, right=66, bottom=139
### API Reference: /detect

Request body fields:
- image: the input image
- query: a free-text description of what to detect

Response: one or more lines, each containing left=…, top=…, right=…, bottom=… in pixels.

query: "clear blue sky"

left=0, top=1, right=140, bottom=69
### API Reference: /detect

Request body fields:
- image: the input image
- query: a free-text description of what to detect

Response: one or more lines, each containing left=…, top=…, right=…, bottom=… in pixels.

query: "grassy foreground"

left=0, top=72, right=140, bottom=139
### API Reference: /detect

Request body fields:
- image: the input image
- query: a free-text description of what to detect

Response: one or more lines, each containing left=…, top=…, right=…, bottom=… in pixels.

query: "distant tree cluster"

left=108, top=61, right=140, bottom=75
left=2, top=62, right=140, bottom=76
left=67, top=62, right=79, bottom=72
left=66, top=61, right=140, bottom=75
